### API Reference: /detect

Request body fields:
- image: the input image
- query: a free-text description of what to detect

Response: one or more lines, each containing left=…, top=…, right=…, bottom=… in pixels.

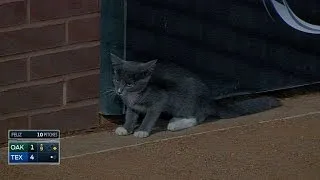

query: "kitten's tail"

left=216, top=96, right=282, bottom=119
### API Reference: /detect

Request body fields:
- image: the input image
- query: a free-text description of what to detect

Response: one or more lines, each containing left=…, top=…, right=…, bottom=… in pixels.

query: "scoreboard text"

left=8, top=130, right=60, bottom=165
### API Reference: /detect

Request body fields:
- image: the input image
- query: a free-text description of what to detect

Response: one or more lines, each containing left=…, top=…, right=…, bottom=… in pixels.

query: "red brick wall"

left=0, top=0, right=101, bottom=143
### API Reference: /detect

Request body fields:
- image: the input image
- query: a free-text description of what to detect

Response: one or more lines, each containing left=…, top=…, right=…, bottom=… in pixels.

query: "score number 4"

left=30, top=154, right=35, bottom=160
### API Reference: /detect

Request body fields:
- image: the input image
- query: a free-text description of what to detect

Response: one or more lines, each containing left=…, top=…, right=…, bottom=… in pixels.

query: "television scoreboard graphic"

left=8, top=130, right=60, bottom=165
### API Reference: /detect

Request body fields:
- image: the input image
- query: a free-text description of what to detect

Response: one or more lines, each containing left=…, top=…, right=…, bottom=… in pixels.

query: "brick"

left=30, top=0, right=100, bottom=22
left=0, top=116, right=29, bottom=143
left=30, top=45, right=100, bottom=80
left=68, top=16, right=100, bottom=43
left=0, top=1, right=26, bottom=28
left=0, top=82, right=63, bottom=115
left=0, top=24, right=65, bottom=57
left=67, top=74, right=99, bottom=103
left=30, top=104, right=99, bottom=132
left=0, top=58, right=27, bottom=86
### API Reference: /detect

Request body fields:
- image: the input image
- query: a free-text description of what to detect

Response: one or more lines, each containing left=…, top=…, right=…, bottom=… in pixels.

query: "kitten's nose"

left=117, top=88, right=122, bottom=94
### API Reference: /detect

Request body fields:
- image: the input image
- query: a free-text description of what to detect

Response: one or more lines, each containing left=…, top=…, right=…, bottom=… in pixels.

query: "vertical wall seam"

left=26, top=0, right=31, bottom=24
left=63, top=81, right=67, bottom=106
left=65, top=21, right=69, bottom=44
left=123, top=0, right=127, bottom=60
left=26, top=57, right=31, bottom=81
left=27, top=115, right=31, bottom=129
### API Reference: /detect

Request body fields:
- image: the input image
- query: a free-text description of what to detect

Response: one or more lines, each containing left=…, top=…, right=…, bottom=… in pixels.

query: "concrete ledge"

left=59, top=94, right=320, bottom=158
left=1, top=94, right=320, bottom=179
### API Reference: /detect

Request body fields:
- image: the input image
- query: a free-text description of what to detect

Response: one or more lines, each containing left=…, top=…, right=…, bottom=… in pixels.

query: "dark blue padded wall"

left=100, top=0, right=320, bottom=115
left=125, top=0, right=320, bottom=98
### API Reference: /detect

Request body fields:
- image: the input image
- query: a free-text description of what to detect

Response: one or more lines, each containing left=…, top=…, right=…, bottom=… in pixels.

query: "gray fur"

left=110, top=53, right=281, bottom=138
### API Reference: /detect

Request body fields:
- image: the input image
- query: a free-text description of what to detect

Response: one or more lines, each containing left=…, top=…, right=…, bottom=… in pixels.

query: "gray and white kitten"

left=111, top=54, right=280, bottom=138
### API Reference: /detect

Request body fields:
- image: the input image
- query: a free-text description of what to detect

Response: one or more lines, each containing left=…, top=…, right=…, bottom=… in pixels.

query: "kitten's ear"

left=110, top=53, right=124, bottom=65
left=142, top=59, right=157, bottom=71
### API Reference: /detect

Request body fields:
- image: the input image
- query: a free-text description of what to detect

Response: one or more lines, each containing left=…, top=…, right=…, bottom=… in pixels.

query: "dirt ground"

left=1, top=94, right=320, bottom=180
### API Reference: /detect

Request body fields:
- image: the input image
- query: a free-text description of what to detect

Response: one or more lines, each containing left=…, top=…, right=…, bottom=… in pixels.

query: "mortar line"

left=26, top=57, right=30, bottom=81
left=27, top=115, right=31, bottom=129
left=65, top=20, right=69, bottom=44
left=0, top=41, right=100, bottom=63
left=0, top=69, right=100, bottom=92
left=0, top=0, right=23, bottom=6
left=0, top=13, right=100, bottom=33
left=0, top=98, right=99, bottom=121
left=61, top=110, right=320, bottom=160
left=63, top=81, right=67, bottom=106
left=26, top=0, right=30, bottom=24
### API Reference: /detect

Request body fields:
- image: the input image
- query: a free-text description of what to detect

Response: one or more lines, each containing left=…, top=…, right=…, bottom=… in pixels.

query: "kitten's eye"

left=126, top=83, right=134, bottom=87
left=114, top=79, right=119, bottom=83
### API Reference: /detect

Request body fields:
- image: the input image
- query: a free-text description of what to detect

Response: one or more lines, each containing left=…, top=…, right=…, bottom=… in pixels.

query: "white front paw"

left=167, top=118, right=197, bottom=131
left=167, top=122, right=177, bottom=131
left=133, top=131, right=149, bottom=138
left=115, top=127, right=129, bottom=136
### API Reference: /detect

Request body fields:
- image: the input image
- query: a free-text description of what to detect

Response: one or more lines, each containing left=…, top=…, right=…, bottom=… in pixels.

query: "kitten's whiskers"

left=102, top=88, right=118, bottom=102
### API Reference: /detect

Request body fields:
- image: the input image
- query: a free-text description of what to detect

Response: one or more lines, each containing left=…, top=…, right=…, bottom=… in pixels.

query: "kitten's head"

left=111, top=53, right=157, bottom=97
